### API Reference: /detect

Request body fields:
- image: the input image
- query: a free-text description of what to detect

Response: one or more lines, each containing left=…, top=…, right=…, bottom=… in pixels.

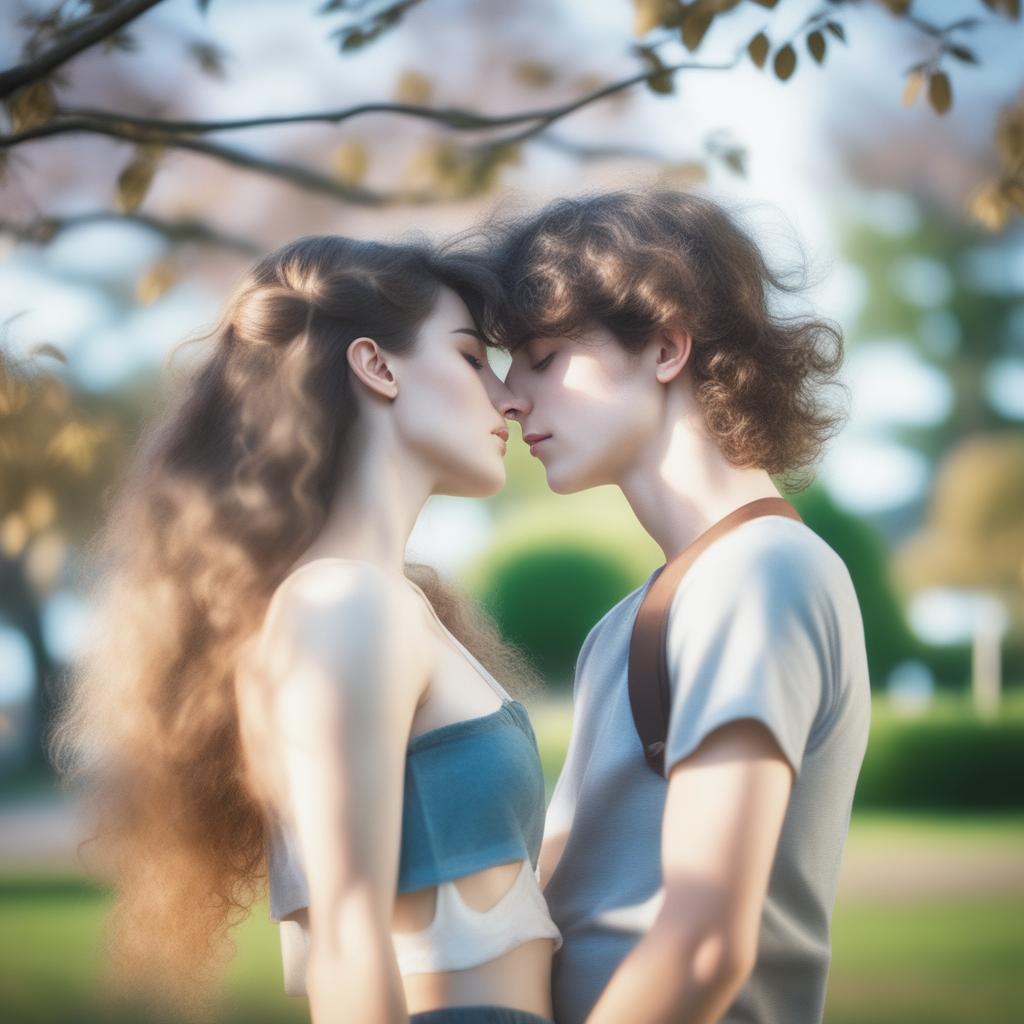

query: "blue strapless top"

left=396, top=696, right=546, bottom=894
left=265, top=695, right=547, bottom=918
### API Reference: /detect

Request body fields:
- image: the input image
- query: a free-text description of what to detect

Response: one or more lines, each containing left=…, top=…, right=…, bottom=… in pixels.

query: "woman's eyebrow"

left=451, top=327, right=484, bottom=340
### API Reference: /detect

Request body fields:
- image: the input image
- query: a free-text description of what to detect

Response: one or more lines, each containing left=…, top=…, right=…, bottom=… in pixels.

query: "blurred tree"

left=894, top=433, right=1024, bottom=709
left=834, top=191, right=1024, bottom=692
left=840, top=193, right=1024, bottom=467
left=0, top=336, right=138, bottom=771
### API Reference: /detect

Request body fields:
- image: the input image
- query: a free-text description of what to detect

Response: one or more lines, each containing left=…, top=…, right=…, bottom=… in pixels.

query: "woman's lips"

left=526, top=435, right=551, bottom=456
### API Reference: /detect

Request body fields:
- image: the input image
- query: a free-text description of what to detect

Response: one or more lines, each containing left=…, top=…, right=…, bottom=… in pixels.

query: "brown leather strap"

left=627, top=496, right=804, bottom=778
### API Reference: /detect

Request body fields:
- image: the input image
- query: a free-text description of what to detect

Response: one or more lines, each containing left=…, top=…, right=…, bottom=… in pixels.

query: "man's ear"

left=347, top=336, right=399, bottom=400
left=654, top=326, right=692, bottom=384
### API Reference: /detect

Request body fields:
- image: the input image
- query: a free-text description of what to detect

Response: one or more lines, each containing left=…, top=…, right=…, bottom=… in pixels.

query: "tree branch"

left=4, top=50, right=744, bottom=148
left=1, top=116, right=396, bottom=205
left=0, top=209, right=263, bottom=255
left=0, top=0, right=168, bottom=100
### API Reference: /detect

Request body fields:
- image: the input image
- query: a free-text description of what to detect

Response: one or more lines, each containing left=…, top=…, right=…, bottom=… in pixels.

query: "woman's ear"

left=654, top=326, right=692, bottom=384
left=347, top=336, right=399, bottom=400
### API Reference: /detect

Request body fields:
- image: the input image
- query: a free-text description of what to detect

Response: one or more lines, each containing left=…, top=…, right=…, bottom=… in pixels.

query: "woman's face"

left=392, top=286, right=519, bottom=497
left=503, top=324, right=661, bottom=493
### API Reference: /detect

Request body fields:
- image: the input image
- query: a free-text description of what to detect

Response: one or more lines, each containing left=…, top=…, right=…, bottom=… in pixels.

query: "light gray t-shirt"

left=542, top=515, right=871, bottom=1024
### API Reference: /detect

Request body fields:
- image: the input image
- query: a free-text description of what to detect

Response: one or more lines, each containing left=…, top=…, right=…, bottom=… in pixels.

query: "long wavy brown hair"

left=467, top=188, right=850, bottom=490
left=46, top=233, right=539, bottom=1018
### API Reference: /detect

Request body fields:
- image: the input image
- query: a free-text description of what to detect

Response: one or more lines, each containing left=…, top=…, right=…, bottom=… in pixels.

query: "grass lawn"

left=1, top=812, right=1021, bottom=1023
left=2, top=692, right=1021, bottom=1021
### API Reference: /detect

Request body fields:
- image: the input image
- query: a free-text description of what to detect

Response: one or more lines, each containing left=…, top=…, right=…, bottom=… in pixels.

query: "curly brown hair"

left=469, top=188, right=849, bottom=489
left=46, top=233, right=538, bottom=1018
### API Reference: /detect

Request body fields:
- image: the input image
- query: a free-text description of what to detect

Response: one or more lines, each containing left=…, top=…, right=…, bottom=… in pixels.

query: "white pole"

left=971, top=593, right=1004, bottom=719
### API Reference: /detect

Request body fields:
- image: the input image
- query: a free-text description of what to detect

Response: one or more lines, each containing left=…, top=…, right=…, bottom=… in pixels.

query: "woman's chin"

left=457, top=462, right=507, bottom=498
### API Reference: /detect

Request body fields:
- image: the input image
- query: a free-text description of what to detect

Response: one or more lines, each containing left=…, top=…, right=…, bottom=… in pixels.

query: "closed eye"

left=531, top=353, right=555, bottom=372
left=463, top=353, right=485, bottom=370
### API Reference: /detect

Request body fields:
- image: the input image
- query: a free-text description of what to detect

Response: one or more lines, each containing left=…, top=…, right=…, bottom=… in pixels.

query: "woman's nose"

left=495, top=388, right=532, bottom=423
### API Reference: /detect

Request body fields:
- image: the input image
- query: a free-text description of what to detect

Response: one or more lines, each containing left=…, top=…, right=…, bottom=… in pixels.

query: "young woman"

left=48, top=234, right=562, bottom=1024
left=465, top=188, right=872, bottom=1024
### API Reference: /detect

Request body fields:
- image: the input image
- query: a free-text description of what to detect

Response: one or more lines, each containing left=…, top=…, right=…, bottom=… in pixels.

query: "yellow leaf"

left=136, top=259, right=177, bottom=305
left=967, top=182, right=1009, bottom=232
left=902, top=69, right=925, bottom=107
left=394, top=70, right=433, bottom=105
left=333, top=140, right=370, bottom=185
left=1000, top=177, right=1024, bottom=212
left=39, top=375, right=69, bottom=415
left=23, top=488, right=56, bottom=531
left=514, top=61, right=557, bottom=88
left=5, top=80, right=55, bottom=132
left=0, top=375, right=27, bottom=416
left=115, top=144, right=164, bottom=214
left=0, top=513, right=27, bottom=557
left=46, top=420, right=110, bottom=473
left=995, top=98, right=1024, bottom=163
left=633, top=0, right=666, bottom=37
left=660, top=161, right=708, bottom=185
left=25, top=530, right=67, bottom=593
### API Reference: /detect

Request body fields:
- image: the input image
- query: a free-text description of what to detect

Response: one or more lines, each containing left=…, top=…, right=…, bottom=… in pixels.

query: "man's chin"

left=545, top=465, right=592, bottom=495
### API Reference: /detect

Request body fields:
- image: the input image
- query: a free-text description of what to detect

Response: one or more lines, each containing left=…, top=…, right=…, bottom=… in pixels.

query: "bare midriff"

left=282, top=856, right=555, bottom=1018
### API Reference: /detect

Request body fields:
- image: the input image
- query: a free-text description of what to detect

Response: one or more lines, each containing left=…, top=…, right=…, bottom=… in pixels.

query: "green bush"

left=853, top=700, right=1024, bottom=810
left=791, top=486, right=922, bottom=689
left=473, top=542, right=637, bottom=687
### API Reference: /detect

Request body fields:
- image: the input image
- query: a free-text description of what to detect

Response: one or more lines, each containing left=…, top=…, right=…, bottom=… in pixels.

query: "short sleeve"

left=662, top=530, right=834, bottom=778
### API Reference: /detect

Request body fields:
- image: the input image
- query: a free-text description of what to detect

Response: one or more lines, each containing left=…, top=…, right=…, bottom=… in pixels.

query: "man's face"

left=504, top=324, right=662, bottom=493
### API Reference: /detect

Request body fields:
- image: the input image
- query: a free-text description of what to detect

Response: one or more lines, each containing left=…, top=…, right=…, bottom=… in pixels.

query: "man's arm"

left=584, top=717, right=794, bottom=1024
left=537, top=828, right=570, bottom=891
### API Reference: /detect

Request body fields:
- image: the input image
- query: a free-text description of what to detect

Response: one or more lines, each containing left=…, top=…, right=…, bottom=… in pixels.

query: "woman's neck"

left=291, top=430, right=433, bottom=577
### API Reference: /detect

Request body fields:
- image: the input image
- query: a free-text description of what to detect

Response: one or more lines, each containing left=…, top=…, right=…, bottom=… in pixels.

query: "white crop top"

left=264, top=573, right=563, bottom=977
left=390, top=855, right=562, bottom=975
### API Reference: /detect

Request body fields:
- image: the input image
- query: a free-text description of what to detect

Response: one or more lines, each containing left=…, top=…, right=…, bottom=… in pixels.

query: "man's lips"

left=523, top=432, right=552, bottom=455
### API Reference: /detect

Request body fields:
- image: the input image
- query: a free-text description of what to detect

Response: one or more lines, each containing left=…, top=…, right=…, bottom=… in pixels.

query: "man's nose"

left=495, top=386, right=532, bottom=423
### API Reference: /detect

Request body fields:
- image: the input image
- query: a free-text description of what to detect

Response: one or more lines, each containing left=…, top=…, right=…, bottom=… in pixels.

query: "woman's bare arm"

left=262, top=560, right=430, bottom=1024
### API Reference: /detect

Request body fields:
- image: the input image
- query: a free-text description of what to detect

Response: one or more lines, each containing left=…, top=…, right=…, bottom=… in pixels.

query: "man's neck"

left=618, top=415, right=784, bottom=564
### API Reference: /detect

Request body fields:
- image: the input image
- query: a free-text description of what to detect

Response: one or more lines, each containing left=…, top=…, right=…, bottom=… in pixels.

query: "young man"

left=478, top=189, right=871, bottom=1024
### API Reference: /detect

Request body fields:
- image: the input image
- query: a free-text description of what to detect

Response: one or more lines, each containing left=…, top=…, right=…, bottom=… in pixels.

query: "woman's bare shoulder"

left=247, top=557, right=433, bottom=706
